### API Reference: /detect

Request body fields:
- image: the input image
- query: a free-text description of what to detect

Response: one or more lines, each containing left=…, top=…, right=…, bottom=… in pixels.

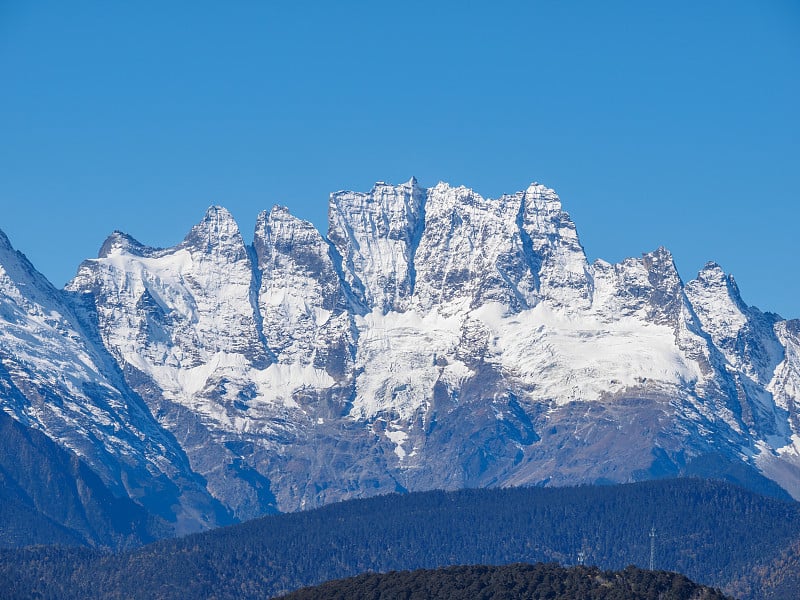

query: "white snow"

left=474, top=302, right=702, bottom=404
left=350, top=308, right=464, bottom=420
left=385, top=428, right=408, bottom=459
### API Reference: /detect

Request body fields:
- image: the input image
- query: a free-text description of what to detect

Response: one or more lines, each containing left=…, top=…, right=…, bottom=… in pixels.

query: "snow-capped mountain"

left=2, top=178, right=800, bottom=533
left=0, top=229, right=229, bottom=537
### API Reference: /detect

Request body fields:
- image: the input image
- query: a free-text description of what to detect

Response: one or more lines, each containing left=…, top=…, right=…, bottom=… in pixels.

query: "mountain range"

left=1, top=177, right=799, bottom=540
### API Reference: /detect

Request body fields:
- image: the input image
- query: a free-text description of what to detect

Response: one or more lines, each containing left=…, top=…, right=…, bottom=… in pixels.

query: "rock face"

left=2, top=178, right=800, bottom=531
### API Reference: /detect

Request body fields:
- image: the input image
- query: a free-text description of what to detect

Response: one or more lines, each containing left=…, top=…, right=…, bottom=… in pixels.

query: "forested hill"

left=1, top=479, right=799, bottom=599
left=278, top=563, right=733, bottom=600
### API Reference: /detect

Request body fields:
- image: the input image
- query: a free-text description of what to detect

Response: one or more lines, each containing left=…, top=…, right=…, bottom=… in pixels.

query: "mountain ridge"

left=1, top=177, right=799, bottom=533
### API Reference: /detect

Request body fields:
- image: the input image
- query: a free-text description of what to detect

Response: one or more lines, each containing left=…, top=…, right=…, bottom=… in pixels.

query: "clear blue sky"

left=1, top=1, right=798, bottom=317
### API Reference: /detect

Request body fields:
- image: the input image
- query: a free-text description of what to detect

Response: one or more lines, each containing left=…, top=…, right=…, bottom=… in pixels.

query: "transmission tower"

left=577, top=536, right=589, bottom=566
left=649, top=526, right=657, bottom=570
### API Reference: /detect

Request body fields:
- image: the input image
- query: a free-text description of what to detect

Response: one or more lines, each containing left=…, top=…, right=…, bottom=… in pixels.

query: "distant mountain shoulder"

left=277, top=563, right=733, bottom=600
left=0, top=410, right=167, bottom=549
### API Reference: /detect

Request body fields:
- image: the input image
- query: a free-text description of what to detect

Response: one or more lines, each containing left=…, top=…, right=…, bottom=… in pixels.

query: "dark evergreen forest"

left=278, top=563, right=733, bottom=600
left=0, top=479, right=798, bottom=599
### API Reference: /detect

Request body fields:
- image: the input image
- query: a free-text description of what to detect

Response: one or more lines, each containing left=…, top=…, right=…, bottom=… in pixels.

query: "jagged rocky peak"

left=411, top=182, right=537, bottom=313
left=771, top=320, right=800, bottom=459
left=255, top=205, right=341, bottom=300
left=642, top=245, right=677, bottom=270
left=0, top=227, right=15, bottom=254
left=98, top=231, right=153, bottom=258
left=256, top=205, right=327, bottom=264
left=328, top=177, right=425, bottom=313
left=519, top=183, right=592, bottom=309
left=640, top=246, right=685, bottom=323
left=522, top=182, right=564, bottom=215
left=0, top=228, right=61, bottom=308
left=182, top=205, right=248, bottom=262
left=692, top=262, right=746, bottom=302
left=590, top=246, right=685, bottom=323
left=255, top=204, right=352, bottom=367
left=0, top=229, right=27, bottom=283
left=256, top=206, right=333, bottom=291
left=685, top=261, right=784, bottom=386
left=685, top=262, right=749, bottom=339
left=519, top=182, right=579, bottom=242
